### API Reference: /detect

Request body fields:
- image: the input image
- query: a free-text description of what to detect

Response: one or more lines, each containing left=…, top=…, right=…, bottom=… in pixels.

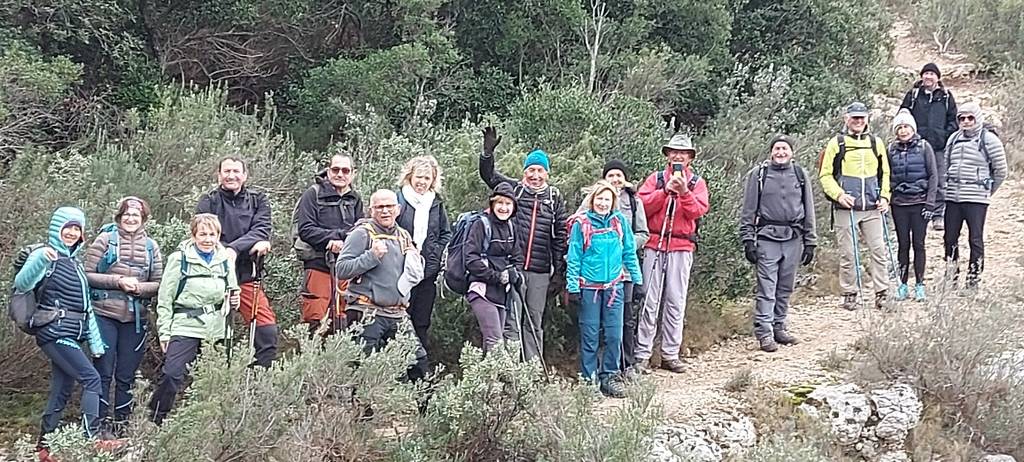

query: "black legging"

left=943, top=201, right=987, bottom=280
left=891, top=204, right=928, bottom=284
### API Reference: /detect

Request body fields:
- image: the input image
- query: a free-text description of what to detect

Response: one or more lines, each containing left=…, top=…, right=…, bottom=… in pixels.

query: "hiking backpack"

left=173, top=255, right=230, bottom=305
left=908, top=87, right=951, bottom=112
left=565, top=212, right=624, bottom=251
left=442, top=211, right=492, bottom=296
left=945, top=125, right=1000, bottom=189
left=817, top=133, right=883, bottom=205
left=95, top=223, right=156, bottom=275
left=7, top=244, right=55, bottom=334
left=754, top=161, right=807, bottom=227
left=654, top=169, right=703, bottom=243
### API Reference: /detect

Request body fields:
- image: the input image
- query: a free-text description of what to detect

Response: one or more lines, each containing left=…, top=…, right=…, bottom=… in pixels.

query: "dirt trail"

left=603, top=21, right=1021, bottom=423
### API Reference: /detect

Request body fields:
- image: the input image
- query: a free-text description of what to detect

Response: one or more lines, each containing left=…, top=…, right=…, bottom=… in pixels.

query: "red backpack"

left=566, top=212, right=624, bottom=252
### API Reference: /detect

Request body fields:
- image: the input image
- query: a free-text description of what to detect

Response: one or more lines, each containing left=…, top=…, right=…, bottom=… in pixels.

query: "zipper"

left=859, top=136, right=867, bottom=209
left=523, top=197, right=539, bottom=269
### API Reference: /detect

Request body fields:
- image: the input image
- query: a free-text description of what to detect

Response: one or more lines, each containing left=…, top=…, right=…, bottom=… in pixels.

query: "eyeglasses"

left=329, top=167, right=352, bottom=175
left=121, top=212, right=143, bottom=218
left=958, top=115, right=975, bottom=122
left=372, top=204, right=398, bottom=211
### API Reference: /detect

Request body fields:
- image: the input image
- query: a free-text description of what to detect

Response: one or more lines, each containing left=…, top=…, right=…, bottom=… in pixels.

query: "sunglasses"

left=958, top=115, right=975, bottom=122
left=329, top=166, right=353, bottom=175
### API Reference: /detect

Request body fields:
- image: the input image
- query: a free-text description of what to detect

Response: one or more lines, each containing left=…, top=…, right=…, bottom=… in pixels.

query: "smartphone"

left=672, top=162, right=684, bottom=178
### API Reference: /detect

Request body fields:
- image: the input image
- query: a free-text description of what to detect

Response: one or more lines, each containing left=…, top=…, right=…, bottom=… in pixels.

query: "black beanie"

left=602, top=159, right=628, bottom=179
left=920, top=63, right=941, bottom=79
left=490, top=183, right=516, bottom=203
left=769, top=134, right=796, bottom=152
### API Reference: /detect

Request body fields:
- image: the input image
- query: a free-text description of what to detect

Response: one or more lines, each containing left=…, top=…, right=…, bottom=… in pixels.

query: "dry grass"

left=724, top=367, right=753, bottom=393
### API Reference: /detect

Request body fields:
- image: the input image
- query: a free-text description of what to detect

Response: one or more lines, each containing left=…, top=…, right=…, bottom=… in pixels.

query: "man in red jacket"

left=634, top=134, right=710, bottom=374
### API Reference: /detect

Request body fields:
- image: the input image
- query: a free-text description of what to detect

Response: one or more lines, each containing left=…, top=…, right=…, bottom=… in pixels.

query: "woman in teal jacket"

left=14, top=207, right=108, bottom=452
left=566, top=180, right=642, bottom=398
left=147, top=213, right=239, bottom=424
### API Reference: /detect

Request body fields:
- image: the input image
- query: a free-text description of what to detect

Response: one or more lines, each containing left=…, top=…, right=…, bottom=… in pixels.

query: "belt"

left=172, top=304, right=221, bottom=324
left=36, top=307, right=86, bottom=321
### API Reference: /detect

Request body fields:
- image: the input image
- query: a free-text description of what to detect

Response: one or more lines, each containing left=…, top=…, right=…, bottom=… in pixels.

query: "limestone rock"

left=806, top=383, right=871, bottom=445
left=869, top=384, right=922, bottom=444
left=649, top=424, right=722, bottom=462
left=980, top=456, right=1017, bottom=462
left=704, top=413, right=756, bottom=455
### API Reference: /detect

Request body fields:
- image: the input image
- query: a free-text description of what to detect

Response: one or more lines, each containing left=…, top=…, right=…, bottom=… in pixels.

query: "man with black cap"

left=900, top=62, right=958, bottom=230
left=819, top=102, right=891, bottom=311
left=739, top=135, right=816, bottom=352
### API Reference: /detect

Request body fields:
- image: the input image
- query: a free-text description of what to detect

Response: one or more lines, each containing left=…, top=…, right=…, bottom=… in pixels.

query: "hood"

left=48, top=206, right=87, bottom=257
left=178, top=239, right=228, bottom=265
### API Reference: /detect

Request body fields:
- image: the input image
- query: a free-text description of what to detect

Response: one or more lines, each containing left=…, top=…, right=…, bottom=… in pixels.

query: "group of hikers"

left=10, top=62, right=1008, bottom=459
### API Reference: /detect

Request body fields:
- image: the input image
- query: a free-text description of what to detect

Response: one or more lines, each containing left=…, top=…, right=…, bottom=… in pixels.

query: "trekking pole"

left=849, top=211, right=867, bottom=310
left=514, top=281, right=550, bottom=380
left=224, top=290, right=234, bottom=365
left=248, top=254, right=263, bottom=350
left=327, top=252, right=341, bottom=335
left=879, top=212, right=898, bottom=282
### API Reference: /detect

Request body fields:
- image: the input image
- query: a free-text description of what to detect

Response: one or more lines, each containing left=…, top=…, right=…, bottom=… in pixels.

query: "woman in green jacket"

left=147, top=213, right=239, bottom=424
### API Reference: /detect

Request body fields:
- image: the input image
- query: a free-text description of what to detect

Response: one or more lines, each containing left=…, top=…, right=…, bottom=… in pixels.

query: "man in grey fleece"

left=739, top=135, right=817, bottom=352
left=336, top=189, right=429, bottom=379
left=941, top=102, right=1008, bottom=289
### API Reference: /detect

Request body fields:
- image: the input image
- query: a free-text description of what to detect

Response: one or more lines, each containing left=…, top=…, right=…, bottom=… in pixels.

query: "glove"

left=508, top=269, right=522, bottom=287
left=632, top=283, right=646, bottom=302
left=567, top=291, right=581, bottom=305
left=483, top=126, right=502, bottom=155
left=921, top=209, right=935, bottom=221
left=743, top=241, right=758, bottom=264
left=801, top=245, right=815, bottom=266
left=499, top=270, right=510, bottom=285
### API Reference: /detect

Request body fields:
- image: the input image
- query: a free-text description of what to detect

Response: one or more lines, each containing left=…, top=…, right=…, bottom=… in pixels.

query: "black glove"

left=743, top=241, right=758, bottom=264
left=508, top=269, right=522, bottom=287
left=483, top=126, right=502, bottom=155
left=632, top=283, right=646, bottom=302
left=567, top=291, right=581, bottom=305
left=801, top=245, right=815, bottom=266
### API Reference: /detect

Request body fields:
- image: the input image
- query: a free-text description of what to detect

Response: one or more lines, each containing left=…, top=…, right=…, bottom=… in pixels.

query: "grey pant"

left=753, top=238, right=802, bottom=338
left=468, top=293, right=506, bottom=353
left=504, top=271, right=548, bottom=361
left=636, top=249, right=693, bottom=361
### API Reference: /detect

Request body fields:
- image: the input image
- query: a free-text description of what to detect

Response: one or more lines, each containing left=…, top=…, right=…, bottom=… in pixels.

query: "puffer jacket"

left=479, top=153, right=569, bottom=274
left=15, top=207, right=105, bottom=355
left=84, top=226, right=164, bottom=324
left=396, top=190, right=452, bottom=281
left=943, top=128, right=1009, bottom=204
left=818, top=132, right=892, bottom=210
left=900, top=81, right=958, bottom=151
left=887, top=135, right=939, bottom=209
left=155, top=240, right=239, bottom=342
left=295, top=173, right=364, bottom=273
left=566, top=210, right=642, bottom=294
left=465, top=211, right=518, bottom=306
left=637, top=166, right=710, bottom=253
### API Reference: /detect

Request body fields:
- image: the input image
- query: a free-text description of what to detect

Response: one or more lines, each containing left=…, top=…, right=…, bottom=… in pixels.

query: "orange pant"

left=300, top=269, right=348, bottom=323
left=238, top=281, right=276, bottom=326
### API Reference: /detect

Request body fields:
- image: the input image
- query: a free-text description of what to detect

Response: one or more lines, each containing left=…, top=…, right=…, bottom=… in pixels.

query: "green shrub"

left=904, top=0, right=1024, bottom=68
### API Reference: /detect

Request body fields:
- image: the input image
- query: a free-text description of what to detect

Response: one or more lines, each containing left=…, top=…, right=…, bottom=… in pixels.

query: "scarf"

left=401, top=185, right=435, bottom=250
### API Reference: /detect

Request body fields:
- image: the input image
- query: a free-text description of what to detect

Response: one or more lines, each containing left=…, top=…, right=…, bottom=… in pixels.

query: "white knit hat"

left=892, top=108, right=917, bottom=132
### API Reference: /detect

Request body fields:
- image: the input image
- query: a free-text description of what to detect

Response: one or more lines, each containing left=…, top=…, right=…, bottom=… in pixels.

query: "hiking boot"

left=634, top=362, right=653, bottom=375
left=660, top=358, right=686, bottom=374
left=758, top=335, right=779, bottom=353
left=914, top=283, right=926, bottom=302
left=932, top=218, right=944, bottom=231
left=874, top=291, right=887, bottom=310
left=600, top=377, right=628, bottom=399
left=841, top=294, right=859, bottom=311
left=621, top=364, right=640, bottom=381
left=895, top=283, right=909, bottom=301
left=773, top=329, right=800, bottom=345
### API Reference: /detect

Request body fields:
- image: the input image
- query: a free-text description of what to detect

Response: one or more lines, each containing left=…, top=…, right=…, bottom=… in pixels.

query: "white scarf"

left=401, top=185, right=435, bottom=250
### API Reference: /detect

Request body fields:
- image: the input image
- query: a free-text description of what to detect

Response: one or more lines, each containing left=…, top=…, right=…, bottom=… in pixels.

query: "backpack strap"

left=480, top=215, right=492, bottom=255
left=173, top=254, right=229, bottom=304
left=145, top=238, right=155, bottom=277
left=96, top=229, right=120, bottom=274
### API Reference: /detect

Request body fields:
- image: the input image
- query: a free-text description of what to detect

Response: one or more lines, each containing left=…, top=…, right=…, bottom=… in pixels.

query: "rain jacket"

left=155, top=240, right=239, bottom=342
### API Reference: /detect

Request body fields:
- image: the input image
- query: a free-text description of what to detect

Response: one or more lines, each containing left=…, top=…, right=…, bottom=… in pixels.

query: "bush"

left=858, top=286, right=1024, bottom=458
left=992, top=65, right=1024, bottom=171
left=903, top=0, right=1024, bottom=68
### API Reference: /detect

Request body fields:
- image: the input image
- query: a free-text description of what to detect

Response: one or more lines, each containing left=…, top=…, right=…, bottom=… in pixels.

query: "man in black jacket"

left=479, top=126, right=569, bottom=362
left=196, top=156, right=276, bottom=367
left=294, top=154, right=364, bottom=335
left=900, top=62, right=958, bottom=230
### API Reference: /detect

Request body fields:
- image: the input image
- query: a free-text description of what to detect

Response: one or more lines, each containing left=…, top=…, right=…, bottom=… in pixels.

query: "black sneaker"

left=841, top=294, right=859, bottom=311
left=773, top=329, right=800, bottom=345
left=660, top=358, right=686, bottom=374
left=758, top=335, right=779, bottom=353
left=600, top=377, right=627, bottom=398
left=874, top=291, right=887, bottom=310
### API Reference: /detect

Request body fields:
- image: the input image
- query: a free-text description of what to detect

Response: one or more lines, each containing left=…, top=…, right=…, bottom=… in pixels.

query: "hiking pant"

left=148, top=336, right=201, bottom=425
left=468, top=293, right=506, bottom=353
left=579, top=284, right=624, bottom=381
left=504, top=271, right=548, bottom=361
left=94, top=316, right=147, bottom=424
left=408, top=279, right=437, bottom=357
left=753, top=237, right=802, bottom=339
left=620, top=281, right=639, bottom=368
left=345, top=310, right=430, bottom=381
left=943, top=201, right=987, bottom=281
left=301, top=269, right=349, bottom=337
left=239, top=281, right=277, bottom=367
left=932, top=153, right=946, bottom=220
left=39, top=340, right=102, bottom=438
left=891, top=204, right=928, bottom=284
left=636, top=249, right=693, bottom=362
left=835, top=208, right=888, bottom=295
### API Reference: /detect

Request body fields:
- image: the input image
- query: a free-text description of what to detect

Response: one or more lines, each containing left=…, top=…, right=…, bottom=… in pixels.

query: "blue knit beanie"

left=523, top=149, right=550, bottom=171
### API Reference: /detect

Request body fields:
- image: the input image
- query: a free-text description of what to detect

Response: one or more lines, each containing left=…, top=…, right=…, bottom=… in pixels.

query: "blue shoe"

left=895, top=283, right=909, bottom=301
left=914, top=283, right=926, bottom=302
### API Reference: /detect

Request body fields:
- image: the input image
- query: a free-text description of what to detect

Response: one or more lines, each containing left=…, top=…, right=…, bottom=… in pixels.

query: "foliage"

left=992, top=65, right=1024, bottom=171
left=901, top=0, right=1024, bottom=68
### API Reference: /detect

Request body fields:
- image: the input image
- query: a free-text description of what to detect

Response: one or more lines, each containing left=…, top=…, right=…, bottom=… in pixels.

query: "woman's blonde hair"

left=584, top=180, right=619, bottom=212
left=190, top=213, right=222, bottom=237
left=397, top=155, right=442, bottom=192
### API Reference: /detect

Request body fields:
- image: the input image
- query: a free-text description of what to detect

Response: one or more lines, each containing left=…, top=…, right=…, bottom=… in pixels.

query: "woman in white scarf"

left=395, top=156, right=452, bottom=358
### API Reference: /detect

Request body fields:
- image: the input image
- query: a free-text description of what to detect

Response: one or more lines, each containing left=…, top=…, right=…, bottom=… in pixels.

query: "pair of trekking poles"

left=505, top=269, right=550, bottom=380
left=223, top=254, right=266, bottom=366
left=846, top=207, right=898, bottom=310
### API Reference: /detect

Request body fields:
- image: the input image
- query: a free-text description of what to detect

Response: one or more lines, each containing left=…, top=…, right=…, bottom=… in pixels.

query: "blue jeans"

left=578, top=284, right=624, bottom=382
left=94, top=316, right=148, bottom=423
left=39, top=340, right=102, bottom=439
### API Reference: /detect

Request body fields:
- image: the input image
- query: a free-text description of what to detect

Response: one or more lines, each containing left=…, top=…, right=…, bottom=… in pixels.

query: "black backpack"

left=754, top=161, right=807, bottom=227
left=7, top=244, right=56, bottom=334
left=818, top=133, right=882, bottom=205
left=654, top=169, right=703, bottom=243
left=441, top=212, right=492, bottom=297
